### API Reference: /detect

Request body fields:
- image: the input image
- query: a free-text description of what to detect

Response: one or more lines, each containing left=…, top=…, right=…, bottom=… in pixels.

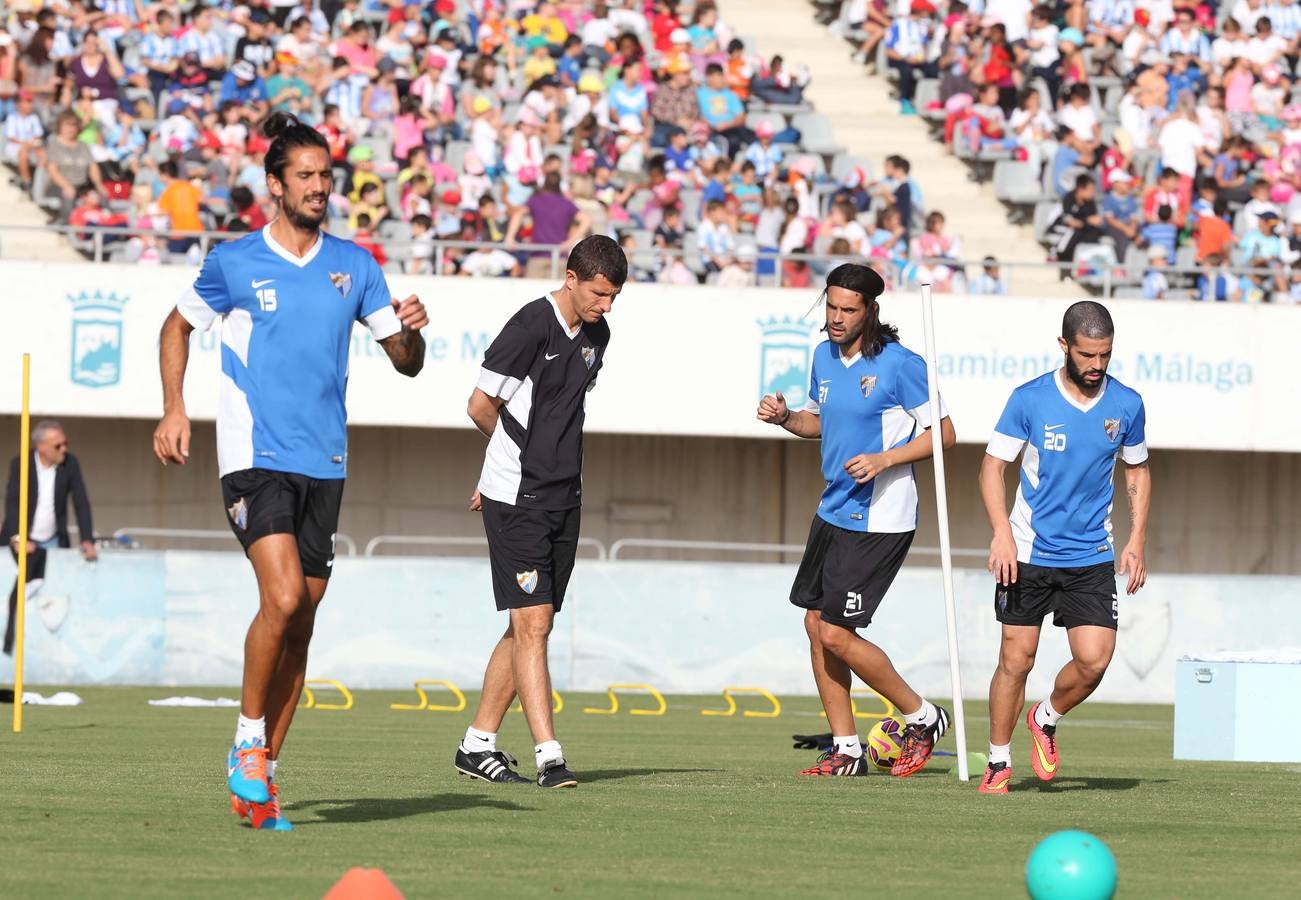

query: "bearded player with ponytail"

left=152, top=113, right=428, bottom=830
left=758, top=263, right=957, bottom=778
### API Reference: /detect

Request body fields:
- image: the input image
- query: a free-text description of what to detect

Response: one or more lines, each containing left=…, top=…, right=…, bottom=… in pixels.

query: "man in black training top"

left=455, top=235, right=625, bottom=789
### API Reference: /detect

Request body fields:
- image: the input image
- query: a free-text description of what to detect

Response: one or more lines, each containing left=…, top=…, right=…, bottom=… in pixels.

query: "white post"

left=919, top=282, right=970, bottom=781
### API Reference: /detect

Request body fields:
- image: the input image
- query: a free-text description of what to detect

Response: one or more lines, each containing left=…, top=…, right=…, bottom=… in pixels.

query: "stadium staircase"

left=724, top=0, right=1074, bottom=298
left=0, top=177, right=81, bottom=263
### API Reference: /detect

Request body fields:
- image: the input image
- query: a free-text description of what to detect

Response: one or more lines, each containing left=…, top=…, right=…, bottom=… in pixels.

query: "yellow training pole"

left=12, top=354, right=30, bottom=734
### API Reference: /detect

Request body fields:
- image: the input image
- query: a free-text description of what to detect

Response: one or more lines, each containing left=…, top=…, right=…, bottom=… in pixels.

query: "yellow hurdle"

left=508, top=690, right=564, bottom=714
left=583, top=683, right=667, bottom=716
left=701, top=686, right=782, bottom=718
left=300, top=678, right=354, bottom=711
left=389, top=679, right=466, bottom=712
left=820, top=687, right=897, bottom=721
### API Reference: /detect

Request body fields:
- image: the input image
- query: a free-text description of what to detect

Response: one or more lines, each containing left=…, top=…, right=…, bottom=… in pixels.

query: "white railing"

left=363, top=534, right=608, bottom=560
left=112, top=526, right=358, bottom=556
left=607, top=538, right=988, bottom=561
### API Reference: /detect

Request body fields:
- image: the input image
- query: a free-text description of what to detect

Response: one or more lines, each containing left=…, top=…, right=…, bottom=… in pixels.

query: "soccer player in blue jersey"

left=151, top=113, right=428, bottom=829
left=758, top=263, right=957, bottom=778
left=977, top=301, right=1150, bottom=794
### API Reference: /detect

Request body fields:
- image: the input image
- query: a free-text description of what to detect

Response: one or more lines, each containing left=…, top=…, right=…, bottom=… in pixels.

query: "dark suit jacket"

left=0, top=453, right=94, bottom=548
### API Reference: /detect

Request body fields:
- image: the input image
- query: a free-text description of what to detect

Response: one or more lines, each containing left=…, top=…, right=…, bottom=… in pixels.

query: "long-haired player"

left=758, top=264, right=957, bottom=777
left=152, top=113, right=428, bottom=829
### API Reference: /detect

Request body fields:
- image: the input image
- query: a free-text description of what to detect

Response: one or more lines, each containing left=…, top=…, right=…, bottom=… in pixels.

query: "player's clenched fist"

left=757, top=390, right=789, bottom=424
left=153, top=410, right=191, bottom=466
left=392, top=294, right=429, bottom=331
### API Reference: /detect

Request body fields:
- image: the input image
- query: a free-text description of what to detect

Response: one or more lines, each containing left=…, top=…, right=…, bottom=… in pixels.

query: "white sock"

left=461, top=727, right=497, bottom=753
left=267, top=759, right=278, bottom=782
left=988, top=743, right=1012, bottom=766
left=1035, top=699, right=1062, bottom=729
left=535, top=739, right=564, bottom=771
left=833, top=734, right=863, bottom=759
left=234, top=714, right=265, bottom=747
left=904, top=700, right=938, bottom=727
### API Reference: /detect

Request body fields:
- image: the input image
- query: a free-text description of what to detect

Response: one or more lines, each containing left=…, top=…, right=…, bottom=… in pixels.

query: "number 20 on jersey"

left=1042, top=426, right=1066, bottom=452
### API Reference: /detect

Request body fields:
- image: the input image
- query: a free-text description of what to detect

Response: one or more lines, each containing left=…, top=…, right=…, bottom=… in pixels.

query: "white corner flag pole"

left=919, top=283, right=970, bottom=781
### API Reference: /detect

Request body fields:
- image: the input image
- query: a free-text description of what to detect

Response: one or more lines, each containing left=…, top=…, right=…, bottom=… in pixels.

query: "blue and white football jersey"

left=803, top=339, right=945, bottom=533
left=176, top=227, right=401, bottom=479
left=986, top=370, right=1148, bottom=567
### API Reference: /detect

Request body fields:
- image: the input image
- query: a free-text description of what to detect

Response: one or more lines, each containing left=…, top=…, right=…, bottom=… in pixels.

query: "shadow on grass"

left=1025, top=777, right=1160, bottom=792
left=288, top=793, right=536, bottom=825
left=581, top=768, right=722, bottom=783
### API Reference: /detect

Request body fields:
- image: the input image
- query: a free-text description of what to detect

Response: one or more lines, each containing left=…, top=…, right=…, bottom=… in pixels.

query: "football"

left=866, top=718, right=905, bottom=771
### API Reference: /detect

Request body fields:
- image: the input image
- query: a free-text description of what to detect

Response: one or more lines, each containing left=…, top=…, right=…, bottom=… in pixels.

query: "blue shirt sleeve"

left=176, top=247, right=232, bottom=331
left=1121, top=395, right=1148, bottom=464
left=987, top=386, right=1029, bottom=460
left=895, top=351, right=934, bottom=422
left=356, top=250, right=401, bottom=340
left=804, top=348, right=821, bottom=413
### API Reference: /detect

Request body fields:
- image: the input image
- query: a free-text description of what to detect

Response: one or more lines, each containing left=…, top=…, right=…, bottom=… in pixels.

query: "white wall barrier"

left=4, top=550, right=1299, bottom=703
left=1, top=261, right=1298, bottom=451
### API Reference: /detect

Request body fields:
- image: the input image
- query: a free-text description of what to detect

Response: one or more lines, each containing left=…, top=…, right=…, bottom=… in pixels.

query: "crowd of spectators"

left=0, top=0, right=958, bottom=289
left=820, top=0, right=1301, bottom=301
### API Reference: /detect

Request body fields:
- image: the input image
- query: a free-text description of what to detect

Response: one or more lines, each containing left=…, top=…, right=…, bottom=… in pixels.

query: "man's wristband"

left=777, top=408, right=792, bottom=427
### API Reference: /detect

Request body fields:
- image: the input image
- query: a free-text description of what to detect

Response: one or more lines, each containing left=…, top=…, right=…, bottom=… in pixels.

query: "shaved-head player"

left=758, top=264, right=957, bottom=778
left=153, top=113, right=428, bottom=829
left=455, top=235, right=626, bottom=789
left=977, top=301, right=1150, bottom=794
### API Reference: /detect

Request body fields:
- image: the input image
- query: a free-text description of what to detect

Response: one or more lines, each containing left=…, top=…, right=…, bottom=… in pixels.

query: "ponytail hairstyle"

left=824, top=263, right=897, bottom=357
left=262, top=111, right=330, bottom=183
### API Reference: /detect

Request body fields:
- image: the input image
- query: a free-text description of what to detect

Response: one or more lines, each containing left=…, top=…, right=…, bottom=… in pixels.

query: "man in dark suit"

left=1, top=420, right=96, bottom=655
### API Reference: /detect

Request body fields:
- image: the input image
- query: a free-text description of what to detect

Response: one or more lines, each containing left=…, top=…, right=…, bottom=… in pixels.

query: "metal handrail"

left=363, top=534, right=608, bottom=560
left=0, top=221, right=1275, bottom=298
left=607, top=538, right=988, bottom=561
left=112, top=526, right=358, bottom=556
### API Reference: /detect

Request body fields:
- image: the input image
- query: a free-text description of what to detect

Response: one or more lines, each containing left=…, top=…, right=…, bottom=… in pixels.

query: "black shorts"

left=789, top=516, right=913, bottom=629
left=219, top=469, right=344, bottom=580
left=481, top=496, right=580, bottom=612
left=994, top=562, right=1118, bottom=631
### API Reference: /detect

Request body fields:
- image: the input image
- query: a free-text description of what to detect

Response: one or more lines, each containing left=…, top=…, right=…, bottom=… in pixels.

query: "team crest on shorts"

left=227, top=497, right=249, bottom=531
left=1103, top=418, right=1121, bottom=442
left=329, top=272, right=353, bottom=299
left=860, top=375, right=877, bottom=398
left=516, top=570, right=539, bottom=594
left=581, top=346, right=596, bottom=369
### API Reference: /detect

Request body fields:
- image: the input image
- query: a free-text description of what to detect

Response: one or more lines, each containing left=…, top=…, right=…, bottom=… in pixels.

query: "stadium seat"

left=443, top=141, right=470, bottom=172
left=745, top=111, right=785, bottom=135
left=789, top=112, right=845, bottom=157
left=1032, top=200, right=1061, bottom=244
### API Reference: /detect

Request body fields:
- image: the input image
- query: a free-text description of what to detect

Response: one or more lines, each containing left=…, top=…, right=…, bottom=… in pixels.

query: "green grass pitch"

left=1, top=688, right=1297, bottom=898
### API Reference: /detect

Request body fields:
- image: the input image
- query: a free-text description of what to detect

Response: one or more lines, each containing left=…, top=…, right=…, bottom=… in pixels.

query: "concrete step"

left=723, top=0, right=1072, bottom=298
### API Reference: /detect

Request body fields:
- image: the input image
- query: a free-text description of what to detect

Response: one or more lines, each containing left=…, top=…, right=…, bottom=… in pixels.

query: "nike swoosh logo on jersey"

left=251, top=278, right=274, bottom=289
left=544, top=353, right=559, bottom=360
left=1044, top=423, right=1065, bottom=430
left=820, top=379, right=832, bottom=385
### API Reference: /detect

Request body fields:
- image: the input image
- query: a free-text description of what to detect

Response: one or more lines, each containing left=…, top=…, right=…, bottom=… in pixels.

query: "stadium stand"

left=813, top=0, right=1301, bottom=302
left=0, top=0, right=1001, bottom=291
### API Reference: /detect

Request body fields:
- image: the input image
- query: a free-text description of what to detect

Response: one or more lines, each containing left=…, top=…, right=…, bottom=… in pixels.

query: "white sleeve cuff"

left=175, top=287, right=218, bottom=333
left=803, top=397, right=821, bottom=415
left=986, top=431, right=1027, bottom=462
left=477, top=367, right=523, bottom=402
left=364, top=304, right=401, bottom=341
left=1122, top=441, right=1149, bottom=465
left=906, top=394, right=949, bottom=429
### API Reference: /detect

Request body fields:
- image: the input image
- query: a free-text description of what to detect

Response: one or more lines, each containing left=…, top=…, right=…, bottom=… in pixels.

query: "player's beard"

left=1064, top=351, right=1106, bottom=391
left=282, top=191, right=328, bottom=231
